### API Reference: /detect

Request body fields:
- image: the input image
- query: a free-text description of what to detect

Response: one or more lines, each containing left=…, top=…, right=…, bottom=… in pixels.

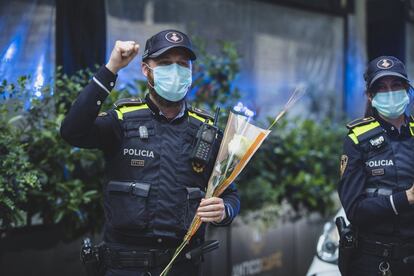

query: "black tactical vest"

left=103, top=99, right=217, bottom=242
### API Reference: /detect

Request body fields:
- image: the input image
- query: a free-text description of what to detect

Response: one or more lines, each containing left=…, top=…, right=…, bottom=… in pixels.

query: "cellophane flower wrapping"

left=160, top=111, right=270, bottom=276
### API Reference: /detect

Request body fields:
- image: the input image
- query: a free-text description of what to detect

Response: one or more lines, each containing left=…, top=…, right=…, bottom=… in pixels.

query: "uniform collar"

left=145, top=93, right=187, bottom=122
left=374, top=111, right=411, bottom=138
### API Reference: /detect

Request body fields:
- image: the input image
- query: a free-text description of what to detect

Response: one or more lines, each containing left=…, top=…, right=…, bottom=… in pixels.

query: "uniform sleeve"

left=338, top=135, right=410, bottom=227
left=60, top=66, right=122, bottom=152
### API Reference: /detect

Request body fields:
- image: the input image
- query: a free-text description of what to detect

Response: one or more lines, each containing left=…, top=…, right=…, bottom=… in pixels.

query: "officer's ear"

left=366, top=89, right=374, bottom=102
left=404, top=82, right=410, bottom=91
left=141, top=62, right=150, bottom=77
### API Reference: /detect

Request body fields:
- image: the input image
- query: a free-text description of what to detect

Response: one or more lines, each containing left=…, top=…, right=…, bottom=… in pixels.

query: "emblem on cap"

left=165, top=32, right=183, bottom=43
left=377, top=59, right=394, bottom=69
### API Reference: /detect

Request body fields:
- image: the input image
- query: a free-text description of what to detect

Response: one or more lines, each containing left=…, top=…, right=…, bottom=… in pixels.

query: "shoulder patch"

left=98, top=112, right=108, bottom=117
left=340, top=155, right=348, bottom=177
left=113, top=97, right=144, bottom=108
left=188, top=106, right=214, bottom=122
left=346, top=117, right=375, bottom=129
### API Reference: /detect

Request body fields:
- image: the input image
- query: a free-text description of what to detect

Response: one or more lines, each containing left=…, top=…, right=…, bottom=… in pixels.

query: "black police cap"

left=142, top=29, right=196, bottom=61
left=364, top=56, right=409, bottom=88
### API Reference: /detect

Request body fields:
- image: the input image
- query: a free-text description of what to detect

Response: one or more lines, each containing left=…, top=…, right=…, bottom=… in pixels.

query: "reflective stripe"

left=352, top=121, right=381, bottom=137
left=409, top=122, right=414, bottom=136
left=348, top=133, right=359, bottom=144
left=115, top=104, right=149, bottom=120
left=92, top=77, right=111, bottom=94
left=115, top=109, right=123, bottom=120
left=348, top=121, right=381, bottom=144
left=390, top=195, right=399, bottom=215
left=188, top=111, right=213, bottom=125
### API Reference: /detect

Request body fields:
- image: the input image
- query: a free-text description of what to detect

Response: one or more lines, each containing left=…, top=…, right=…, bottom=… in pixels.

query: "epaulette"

left=346, top=116, right=375, bottom=129
left=113, top=97, right=144, bottom=108
left=346, top=117, right=382, bottom=145
left=188, top=106, right=214, bottom=122
left=113, top=98, right=148, bottom=120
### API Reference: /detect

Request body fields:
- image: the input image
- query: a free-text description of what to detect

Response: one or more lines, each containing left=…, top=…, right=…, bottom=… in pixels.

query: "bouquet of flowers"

left=160, top=87, right=305, bottom=276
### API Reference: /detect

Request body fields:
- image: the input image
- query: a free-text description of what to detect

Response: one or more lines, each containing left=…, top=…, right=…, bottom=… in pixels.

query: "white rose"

left=228, top=135, right=252, bottom=159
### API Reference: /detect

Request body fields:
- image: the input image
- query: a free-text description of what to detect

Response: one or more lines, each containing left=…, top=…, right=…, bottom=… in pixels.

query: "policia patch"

left=340, top=155, right=348, bottom=177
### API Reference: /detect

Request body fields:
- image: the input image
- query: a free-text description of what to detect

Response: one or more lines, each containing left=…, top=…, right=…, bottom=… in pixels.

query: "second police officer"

left=338, top=56, right=414, bottom=275
left=60, top=30, right=240, bottom=276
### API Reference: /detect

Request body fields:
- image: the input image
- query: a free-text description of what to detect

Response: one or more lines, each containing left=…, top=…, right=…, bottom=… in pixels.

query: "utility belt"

left=80, top=238, right=219, bottom=276
left=106, top=230, right=202, bottom=249
left=336, top=216, right=414, bottom=276
left=102, top=245, right=175, bottom=269
left=359, top=238, right=414, bottom=260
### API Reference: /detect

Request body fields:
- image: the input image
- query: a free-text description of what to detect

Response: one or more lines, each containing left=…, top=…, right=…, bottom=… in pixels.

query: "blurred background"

left=0, top=0, right=413, bottom=275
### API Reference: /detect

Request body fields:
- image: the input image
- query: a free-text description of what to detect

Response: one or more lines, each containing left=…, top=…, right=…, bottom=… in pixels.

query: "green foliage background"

left=0, top=41, right=345, bottom=237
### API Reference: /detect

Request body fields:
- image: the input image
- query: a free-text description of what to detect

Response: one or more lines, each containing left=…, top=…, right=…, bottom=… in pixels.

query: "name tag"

left=131, top=159, right=145, bottom=167
left=371, top=168, right=385, bottom=176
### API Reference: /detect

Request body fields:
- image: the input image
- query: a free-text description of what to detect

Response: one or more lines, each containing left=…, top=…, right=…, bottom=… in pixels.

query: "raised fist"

left=106, top=40, right=139, bottom=74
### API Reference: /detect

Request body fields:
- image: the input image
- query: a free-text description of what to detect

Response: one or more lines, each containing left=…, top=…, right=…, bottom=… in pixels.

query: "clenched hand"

left=106, top=40, right=139, bottom=74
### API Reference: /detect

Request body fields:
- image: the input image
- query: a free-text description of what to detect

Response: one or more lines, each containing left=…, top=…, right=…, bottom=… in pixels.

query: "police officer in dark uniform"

left=338, top=56, right=414, bottom=276
left=60, top=30, right=240, bottom=276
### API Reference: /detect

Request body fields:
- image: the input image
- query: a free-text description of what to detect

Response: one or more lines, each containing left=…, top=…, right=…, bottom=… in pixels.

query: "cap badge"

left=165, top=32, right=183, bottom=43
left=377, top=59, right=394, bottom=69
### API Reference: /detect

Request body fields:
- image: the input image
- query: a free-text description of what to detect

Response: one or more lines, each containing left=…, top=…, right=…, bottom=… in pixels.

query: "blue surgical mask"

left=372, top=89, right=409, bottom=119
left=145, top=63, right=192, bottom=102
